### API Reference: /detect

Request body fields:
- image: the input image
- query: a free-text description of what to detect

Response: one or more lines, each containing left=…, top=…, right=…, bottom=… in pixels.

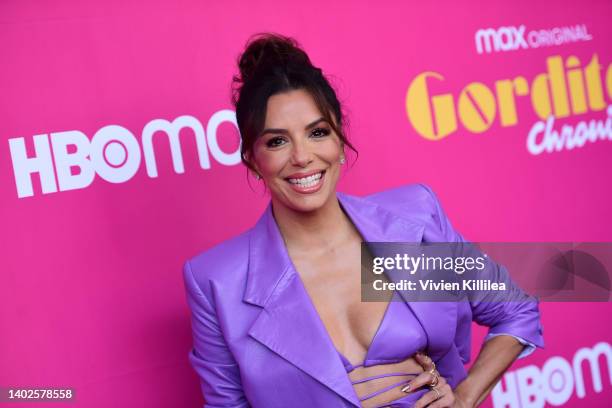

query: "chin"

left=287, top=196, right=327, bottom=213
left=276, top=189, right=330, bottom=213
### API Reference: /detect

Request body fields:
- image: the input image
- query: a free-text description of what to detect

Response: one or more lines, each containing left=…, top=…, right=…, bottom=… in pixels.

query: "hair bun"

left=236, top=32, right=310, bottom=84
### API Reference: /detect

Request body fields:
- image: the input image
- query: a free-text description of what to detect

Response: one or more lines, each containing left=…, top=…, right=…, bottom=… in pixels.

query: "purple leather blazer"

left=182, top=183, right=544, bottom=407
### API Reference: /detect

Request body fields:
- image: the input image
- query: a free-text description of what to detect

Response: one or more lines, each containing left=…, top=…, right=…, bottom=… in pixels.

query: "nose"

left=290, top=138, right=313, bottom=167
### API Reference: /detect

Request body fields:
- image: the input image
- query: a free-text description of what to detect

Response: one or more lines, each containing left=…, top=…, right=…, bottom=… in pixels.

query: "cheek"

left=254, top=150, right=287, bottom=177
left=320, top=140, right=343, bottom=161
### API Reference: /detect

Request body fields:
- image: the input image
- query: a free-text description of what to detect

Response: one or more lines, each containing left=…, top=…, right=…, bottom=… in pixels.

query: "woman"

left=182, top=33, right=544, bottom=408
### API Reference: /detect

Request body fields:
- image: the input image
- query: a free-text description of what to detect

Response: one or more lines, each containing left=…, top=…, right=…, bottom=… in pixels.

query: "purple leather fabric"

left=336, top=291, right=427, bottom=407
left=337, top=291, right=428, bottom=369
left=182, top=183, right=545, bottom=407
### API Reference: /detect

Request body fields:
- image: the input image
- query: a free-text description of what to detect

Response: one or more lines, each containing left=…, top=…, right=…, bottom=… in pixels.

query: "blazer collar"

left=243, top=191, right=426, bottom=306
left=243, top=190, right=455, bottom=406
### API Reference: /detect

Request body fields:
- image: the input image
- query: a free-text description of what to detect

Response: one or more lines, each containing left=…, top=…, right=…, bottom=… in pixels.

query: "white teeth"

left=288, top=172, right=323, bottom=187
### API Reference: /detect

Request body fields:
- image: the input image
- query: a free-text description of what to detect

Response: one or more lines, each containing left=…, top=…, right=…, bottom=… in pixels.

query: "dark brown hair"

left=231, top=32, right=357, bottom=175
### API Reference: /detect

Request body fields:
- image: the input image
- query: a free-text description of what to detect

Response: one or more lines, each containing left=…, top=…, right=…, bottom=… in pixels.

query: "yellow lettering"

left=458, top=82, right=496, bottom=133
left=547, top=56, right=570, bottom=118
left=495, top=77, right=528, bottom=126
left=585, top=54, right=606, bottom=111
left=406, top=72, right=457, bottom=140
left=607, top=63, right=612, bottom=100
left=531, top=73, right=552, bottom=120
left=405, top=53, right=610, bottom=140
left=566, top=56, right=588, bottom=115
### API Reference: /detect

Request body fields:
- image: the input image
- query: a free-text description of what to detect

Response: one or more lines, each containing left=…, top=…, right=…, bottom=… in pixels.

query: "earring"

left=255, top=173, right=262, bottom=180
left=339, top=156, right=345, bottom=165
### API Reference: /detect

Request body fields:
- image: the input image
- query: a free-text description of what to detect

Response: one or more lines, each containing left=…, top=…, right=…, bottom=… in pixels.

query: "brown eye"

left=266, top=136, right=286, bottom=148
left=311, top=128, right=331, bottom=138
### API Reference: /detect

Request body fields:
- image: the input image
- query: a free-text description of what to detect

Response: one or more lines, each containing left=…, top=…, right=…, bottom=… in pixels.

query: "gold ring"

left=429, top=371, right=440, bottom=387
left=431, top=386, right=441, bottom=400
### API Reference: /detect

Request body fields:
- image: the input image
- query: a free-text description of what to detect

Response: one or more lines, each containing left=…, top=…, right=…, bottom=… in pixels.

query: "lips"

left=285, top=169, right=325, bottom=180
left=285, top=170, right=326, bottom=194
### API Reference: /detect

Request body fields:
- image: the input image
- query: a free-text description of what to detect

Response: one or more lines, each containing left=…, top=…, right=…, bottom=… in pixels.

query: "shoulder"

left=183, top=228, right=251, bottom=298
left=364, top=182, right=463, bottom=242
left=363, top=182, right=441, bottom=221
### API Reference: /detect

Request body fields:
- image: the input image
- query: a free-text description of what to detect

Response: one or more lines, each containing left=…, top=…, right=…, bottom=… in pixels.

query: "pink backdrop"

left=1, top=1, right=610, bottom=407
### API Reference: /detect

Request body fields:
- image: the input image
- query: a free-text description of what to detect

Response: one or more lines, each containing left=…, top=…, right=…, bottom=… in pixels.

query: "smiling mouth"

left=285, top=170, right=326, bottom=189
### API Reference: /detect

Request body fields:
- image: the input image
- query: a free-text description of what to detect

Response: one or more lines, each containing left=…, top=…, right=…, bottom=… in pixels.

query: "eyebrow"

left=260, top=117, right=327, bottom=137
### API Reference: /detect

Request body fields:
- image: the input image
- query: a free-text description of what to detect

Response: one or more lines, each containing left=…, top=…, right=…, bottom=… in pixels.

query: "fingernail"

left=401, top=384, right=411, bottom=393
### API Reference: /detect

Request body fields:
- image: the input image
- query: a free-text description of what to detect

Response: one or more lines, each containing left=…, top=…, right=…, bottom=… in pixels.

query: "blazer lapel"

left=337, top=192, right=457, bottom=363
left=243, top=191, right=456, bottom=407
left=244, top=200, right=361, bottom=407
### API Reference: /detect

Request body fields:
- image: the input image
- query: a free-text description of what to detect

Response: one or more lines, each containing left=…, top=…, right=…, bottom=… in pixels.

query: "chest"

left=292, top=239, right=394, bottom=362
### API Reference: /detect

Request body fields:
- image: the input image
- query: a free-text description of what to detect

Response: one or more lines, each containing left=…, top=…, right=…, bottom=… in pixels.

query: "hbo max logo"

left=8, top=111, right=240, bottom=198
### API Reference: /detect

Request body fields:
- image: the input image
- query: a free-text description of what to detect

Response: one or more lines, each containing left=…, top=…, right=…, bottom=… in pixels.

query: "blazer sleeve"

left=183, top=260, right=250, bottom=408
left=418, top=183, right=545, bottom=351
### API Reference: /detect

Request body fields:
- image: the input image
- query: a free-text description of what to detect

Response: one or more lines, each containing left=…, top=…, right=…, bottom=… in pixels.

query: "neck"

left=271, top=193, right=355, bottom=252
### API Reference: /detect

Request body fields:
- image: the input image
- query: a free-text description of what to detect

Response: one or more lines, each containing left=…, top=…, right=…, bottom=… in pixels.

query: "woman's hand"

left=405, top=352, right=472, bottom=408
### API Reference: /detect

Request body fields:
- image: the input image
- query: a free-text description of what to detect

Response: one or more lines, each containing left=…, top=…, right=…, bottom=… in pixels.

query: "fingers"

left=400, top=370, right=438, bottom=393
left=420, top=384, right=456, bottom=408
left=414, top=351, right=436, bottom=372
left=413, top=387, right=440, bottom=408
left=427, top=384, right=455, bottom=408
left=407, top=351, right=457, bottom=407
left=402, top=371, right=446, bottom=392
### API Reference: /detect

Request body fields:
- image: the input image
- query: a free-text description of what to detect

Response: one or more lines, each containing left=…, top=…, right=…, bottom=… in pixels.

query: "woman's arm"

left=453, top=335, right=524, bottom=407
left=418, top=184, right=544, bottom=407
left=183, top=260, right=250, bottom=408
left=419, top=182, right=544, bottom=343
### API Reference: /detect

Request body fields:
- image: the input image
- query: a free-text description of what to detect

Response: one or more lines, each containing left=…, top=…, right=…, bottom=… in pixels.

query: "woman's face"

left=250, top=88, right=344, bottom=213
